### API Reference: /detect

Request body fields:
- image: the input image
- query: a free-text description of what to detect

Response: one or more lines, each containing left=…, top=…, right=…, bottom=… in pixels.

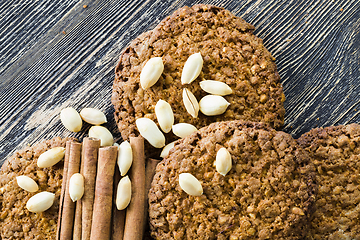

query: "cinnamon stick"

left=73, top=198, right=82, bottom=240
left=111, top=167, right=126, bottom=240
left=144, top=158, right=160, bottom=228
left=90, top=146, right=118, bottom=240
left=73, top=147, right=85, bottom=240
left=59, top=141, right=82, bottom=240
left=81, top=137, right=100, bottom=240
left=56, top=140, right=72, bottom=240
left=123, top=136, right=146, bottom=240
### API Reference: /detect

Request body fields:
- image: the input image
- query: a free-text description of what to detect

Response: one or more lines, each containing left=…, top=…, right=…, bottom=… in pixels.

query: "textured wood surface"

left=0, top=0, right=359, bottom=165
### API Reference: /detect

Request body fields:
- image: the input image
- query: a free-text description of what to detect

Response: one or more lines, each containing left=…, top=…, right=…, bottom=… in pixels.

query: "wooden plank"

left=0, top=0, right=359, bottom=166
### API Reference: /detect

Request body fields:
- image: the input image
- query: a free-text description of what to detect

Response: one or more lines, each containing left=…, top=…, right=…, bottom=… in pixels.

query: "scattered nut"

left=155, top=99, right=174, bottom=133
left=199, top=95, right=230, bottom=116
left=140, top=57, right=164, bottom=89
left=215, top=148, right=232, bottom=176
left=79, top=108, right=107, bottom=125
left=37, top=147, right=66, bottom=168
left=60, top=107, right=82, bottom=132
left=117, top=141, right=133, bottom=176
left=26, top=191, right=55, bottom=213
left=172, top=123, right=197, bottom=138
left=179, top=173, right=203, bottom=196
left=69, top=173, right=84, bottom=202
left=160, top=141, right=176, bottom=158
left=16, top=175, right=38, bottom=192
left=136, top=118, right=165, bottom=148
left=116, top=175, right=131, bottom=210
left=292, top=207, right=305, bottom=215
left=183, top=88, right=199, bottom=118
left=181, top=52, right=203, bottom=84
left=88, top=126, right=114, bottom=146
left=199, top=80, right=232, bottom=96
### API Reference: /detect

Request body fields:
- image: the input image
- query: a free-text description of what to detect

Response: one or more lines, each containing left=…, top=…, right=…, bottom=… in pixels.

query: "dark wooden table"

left=1, top=0, right=359, bottom=165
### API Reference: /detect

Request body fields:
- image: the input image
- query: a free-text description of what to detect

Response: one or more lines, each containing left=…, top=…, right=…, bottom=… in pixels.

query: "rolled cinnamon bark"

left=73, top=199, right=82, bottom=240
left=144, top=158, right=160, bottom=228
left=90, top=146, right=118, bottom=240
left=73, top=148, right=85, bottom=240
left=111, top=167, right=126, bottom=240
left=56, top=140, right=72, bottom=240
left=123, top=136, right=146, bottom=240
left=81, top=137, right=100, bottom=240
left=59, top=141, right=82, bottom=240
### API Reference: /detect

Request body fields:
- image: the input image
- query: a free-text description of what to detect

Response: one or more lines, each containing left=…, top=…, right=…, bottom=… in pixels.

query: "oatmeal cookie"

left=0, top=137, right=76, bottom=240
left=297, top=124, right=360, bottom=240
left=112, top=5, right=285, bottom=157
left=149, top=120, right=315, bottom=239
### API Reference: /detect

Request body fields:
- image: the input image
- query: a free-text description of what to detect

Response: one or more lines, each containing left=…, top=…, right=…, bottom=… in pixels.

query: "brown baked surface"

left=297, top=124, right=360, bottom=239
left=112, top=4, right=285, bottom=157
left=148, top=120, right=315, bottom=240
left=0, top=137, right=75, bottom=240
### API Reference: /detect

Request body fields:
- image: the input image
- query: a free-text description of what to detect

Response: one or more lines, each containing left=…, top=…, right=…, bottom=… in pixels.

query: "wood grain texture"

left=0, top=0, right=359, bottom=166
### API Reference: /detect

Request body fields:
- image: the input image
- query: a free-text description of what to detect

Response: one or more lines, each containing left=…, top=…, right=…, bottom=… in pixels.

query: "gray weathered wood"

left=0, top=0, right=359, bottom=166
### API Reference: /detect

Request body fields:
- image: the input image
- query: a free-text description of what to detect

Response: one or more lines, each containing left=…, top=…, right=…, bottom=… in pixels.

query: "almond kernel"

left=199, top=95, right=230, bottom=116
left=37, top=147, right=65, bottom=168
left=140, top=57, right=164, bottom=89
left=136, top=118, right=165, bottom=148
left=179, top=173, right=203, bottom=196
left=16, top=176, right=39, bottom=192
left=116, top=176, right=131, bottom=210
left=181, top=53, right=203, bottom=84
left=155, top=99, right=174, bottom=133
left=199, top=80, right=232, bottom=96
left=80, top=108, right=107, bottom=125
left=183, top=88, right=199, bottom=118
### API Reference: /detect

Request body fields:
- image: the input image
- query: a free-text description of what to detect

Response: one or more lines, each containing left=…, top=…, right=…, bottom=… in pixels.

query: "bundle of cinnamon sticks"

left=56, top=136, right=160, bottom=240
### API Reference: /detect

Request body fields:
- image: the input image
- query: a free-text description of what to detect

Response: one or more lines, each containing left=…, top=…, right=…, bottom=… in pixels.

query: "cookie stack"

left=1, top=4, right=360, bottom=240
left=112, top=4, right=360, bottom=240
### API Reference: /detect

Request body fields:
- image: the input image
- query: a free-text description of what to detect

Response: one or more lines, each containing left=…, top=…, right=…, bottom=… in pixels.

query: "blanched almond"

left=172, top=123, right=197, bottom=138
left=179, top=173, right=203, bottom=196
left=69, top=173, right=84, bottom=202
left=117, top=141, right=133, bottom=176
left=60, top=107, right=82, bottom=132
left=26, top=191, right=55, bottom=213
left=181, top=53, right=203, bottom=84
left=160, top=141, right=176, bottom=158
left=80, top=108, right=107, bottom=125
left=88, top=126, right=114, bottom=146
left=200, top=80, right=232, bottom=96
left=199, top=95, right=230, bottom=116
left=37, top=147, right=66, bottom=168
left=215, top=148, right=232, bottom=176
left=155, top=100, right=174, bottom=133
left=116, top=176, right=131, bottom=210
left=136, top=118, right=165, bottom=148
left=183, top=88, right=199, bottom=118
left=140, top=57, right=164, bottom=89
left=16, top=175, right=38, bottom=192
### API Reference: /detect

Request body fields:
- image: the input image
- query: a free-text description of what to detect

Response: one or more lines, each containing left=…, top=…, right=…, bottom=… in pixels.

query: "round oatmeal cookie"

left=297, top=124, right=360, bottom=240
left=148, top=120, right=315, bottom=240
left=0, top=137, right=76, bottom=240
left=112, top=5, right=285, bottom=157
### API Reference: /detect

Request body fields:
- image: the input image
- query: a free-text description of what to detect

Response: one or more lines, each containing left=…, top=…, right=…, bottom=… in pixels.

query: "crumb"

left=340, top=8, right=343, bottom=11
left=62, top=31, right=66, bottom=35
left=83, top=5, right=88, bottom=8
left=316, top=118, right=320, bottom=121
left=286, top=39, right=292, bottom=42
